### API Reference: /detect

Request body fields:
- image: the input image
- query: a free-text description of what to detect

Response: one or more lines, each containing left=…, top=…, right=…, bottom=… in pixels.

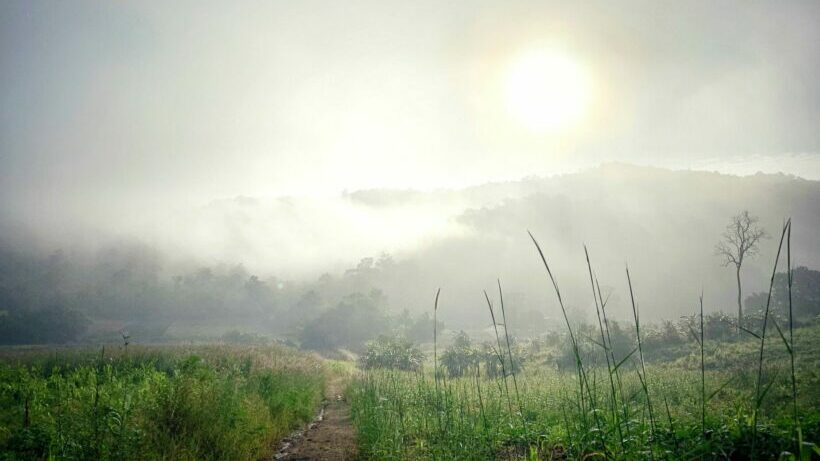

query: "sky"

left=1, top=0, right=819, bottom=240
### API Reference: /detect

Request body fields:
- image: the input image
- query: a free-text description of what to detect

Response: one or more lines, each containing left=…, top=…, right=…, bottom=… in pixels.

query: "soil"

left=267, top=376, right=358, bottom=461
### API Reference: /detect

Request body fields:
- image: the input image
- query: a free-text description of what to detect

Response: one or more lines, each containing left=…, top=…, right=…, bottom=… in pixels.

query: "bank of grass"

left=351, top=324, right=820, bottom=460
left=0, top=344, right=326, bottom=461
left=350, top=224, right=819, bottom=460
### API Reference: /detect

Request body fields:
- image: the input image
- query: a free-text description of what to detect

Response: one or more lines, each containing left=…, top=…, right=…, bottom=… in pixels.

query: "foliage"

left=0, top=344, right=325, bottom=461
left=0, top=244, right=411, bottom=345
left=746, top=266, right=820, bottom=321
left=393, top=310, right=443, bottom=343
left=359, top=336, right=425, bottom=372
left=351, top=323, right=820, bottom=460
left=221, top=329, right=268, bottom=344
left=440, top=331, right=479, bottom=377
left=0, top=306, right=88, bottom=345
left=479, top=341, right=523, bottom=379
left=298, top=290, right=389, bottom=351
left=350, top=228, right=818, bottom=460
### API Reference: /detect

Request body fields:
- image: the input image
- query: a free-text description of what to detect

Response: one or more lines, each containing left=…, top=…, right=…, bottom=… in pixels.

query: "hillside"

left=1, top=164, right=818, bottom=337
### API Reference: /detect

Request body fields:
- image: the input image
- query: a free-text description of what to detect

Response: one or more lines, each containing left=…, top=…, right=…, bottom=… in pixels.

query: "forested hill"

left=336, top=163, right=819, bottom=326
left=1, top=164, right=818, bottom=344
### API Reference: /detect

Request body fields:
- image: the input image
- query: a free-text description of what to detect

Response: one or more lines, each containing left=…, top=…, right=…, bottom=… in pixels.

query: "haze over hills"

left=331, top=163, right=820, bottom=325
left=1, top=163, right=818, bottom=340
left=2, top=3, right=819, bottom=459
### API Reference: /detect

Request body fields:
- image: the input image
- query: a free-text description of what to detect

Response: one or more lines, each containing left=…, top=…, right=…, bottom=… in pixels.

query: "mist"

left=5, top=4, right=820, bottom=460
left=1, top=0, right=819, bottom=347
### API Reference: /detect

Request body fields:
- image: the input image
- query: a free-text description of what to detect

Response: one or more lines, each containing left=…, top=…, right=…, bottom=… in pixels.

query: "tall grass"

left=528, top=231, right=602, bottom=452
left=751, top=220, right=789, bottom=457
left=351, top=340, right=818, bottom=460
left=699, top=293, right=706, bottom=436
left=784, top=221, right=803, bottom=457
left=0, top=344, right=326, bottom=460
left=350, top=226, right=817, bottom=460
left=497, top=280, right=526, bottom=434
left=484, top=289, right=514, bottom=422
left=585, top=246, right=625, bottom=455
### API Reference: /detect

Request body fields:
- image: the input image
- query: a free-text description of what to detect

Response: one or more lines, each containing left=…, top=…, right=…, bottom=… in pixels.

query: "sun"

left=504, top=50, right=592, bottom=132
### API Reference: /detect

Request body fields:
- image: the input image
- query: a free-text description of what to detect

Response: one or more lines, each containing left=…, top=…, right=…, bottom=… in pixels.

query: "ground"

left=269, top=376, right=358, bottom=461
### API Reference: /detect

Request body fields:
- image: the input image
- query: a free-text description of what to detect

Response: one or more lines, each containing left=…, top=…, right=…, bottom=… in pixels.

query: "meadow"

left=349, top=226, right=820, bottom=460
left=0, top=344, right=327, bottom=461
left=351, top=324, right=820, bottom=460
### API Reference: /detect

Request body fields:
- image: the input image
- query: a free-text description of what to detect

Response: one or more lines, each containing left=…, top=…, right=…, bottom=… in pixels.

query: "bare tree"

left=715, top=210, right=767, bottom=332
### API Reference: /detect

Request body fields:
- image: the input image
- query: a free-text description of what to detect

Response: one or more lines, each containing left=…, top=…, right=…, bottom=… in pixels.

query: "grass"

left=0, top=344, right=327, bottom=461
left=351, top=324, right=820, bottom=460
left=350, top=224, right=819, bottom=460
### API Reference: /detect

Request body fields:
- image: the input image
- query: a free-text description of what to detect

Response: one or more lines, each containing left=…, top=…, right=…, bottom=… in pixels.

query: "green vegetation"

left=351, top=324, right=820, bottom=460
left=349, top=225, right=819, bottom=460
left=299, top=291, right=391, bottom=351
left=746, top=266, right=820, bottom=323
left=360, top=336, right=425, bottom=372
left=0, top=344, right=326, bottom=461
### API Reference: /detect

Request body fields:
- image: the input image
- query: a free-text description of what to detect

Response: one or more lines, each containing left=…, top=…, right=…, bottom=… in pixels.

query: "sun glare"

left=504, top=50, right=592, bottom=132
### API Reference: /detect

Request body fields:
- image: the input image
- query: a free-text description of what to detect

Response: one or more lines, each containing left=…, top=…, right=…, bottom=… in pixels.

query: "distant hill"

left=2, top=164, right=817, bottom=332
left=338, top=164, right=820, bottom=325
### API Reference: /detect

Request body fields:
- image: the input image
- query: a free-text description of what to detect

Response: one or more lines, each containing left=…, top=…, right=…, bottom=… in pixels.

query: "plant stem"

left=751, top=219, right=790, bottom=458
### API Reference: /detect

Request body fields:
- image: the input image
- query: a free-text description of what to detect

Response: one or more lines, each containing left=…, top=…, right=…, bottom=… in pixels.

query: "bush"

left=0, top=345, right=325, bottom=461
left=440, top=332, right=523, bottom=378
left=221, top=329, right=267, bottom=344
left=440, top=331, right=479, bottom=377
left=360, top=336, right=425, bottom=371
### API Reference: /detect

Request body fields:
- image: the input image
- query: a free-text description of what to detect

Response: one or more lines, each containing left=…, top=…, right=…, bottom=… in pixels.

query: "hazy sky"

left=2, top=0, right=819, bottom=221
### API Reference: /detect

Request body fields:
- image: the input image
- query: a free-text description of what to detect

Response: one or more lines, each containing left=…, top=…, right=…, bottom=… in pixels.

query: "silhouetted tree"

left=298, top=290, right=389, bottom=350
left=715, top=210, right=766, bottom=332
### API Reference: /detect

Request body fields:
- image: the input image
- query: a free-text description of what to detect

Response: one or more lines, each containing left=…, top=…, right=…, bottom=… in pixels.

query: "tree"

left=298, top=291, right=389, bottom=351
left=394, top=309, right=444, bottom=343
left=745, top=266, right=820, bottom=321
left=715, top=210, right=767, bottom=332
left=0, top=305, right=88, bottom=345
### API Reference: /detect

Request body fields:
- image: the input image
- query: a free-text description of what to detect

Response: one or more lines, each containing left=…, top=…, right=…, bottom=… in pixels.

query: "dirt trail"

left=270, top=376, right=358, bottom=461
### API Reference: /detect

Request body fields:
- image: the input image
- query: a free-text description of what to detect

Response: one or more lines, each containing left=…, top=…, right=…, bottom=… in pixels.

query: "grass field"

left=0, top=344, right=327, bottom=461
left=350, top=221, right=819, bottom=460
left=350, top=323, right=820, bottom=460
left=347, top=223, right=819, bottom=460
left=0, top=322, right=817, bottom=460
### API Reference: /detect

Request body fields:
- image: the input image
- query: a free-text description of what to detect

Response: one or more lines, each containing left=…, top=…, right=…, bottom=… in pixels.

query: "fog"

left=1, top=1, right=819, bottom=346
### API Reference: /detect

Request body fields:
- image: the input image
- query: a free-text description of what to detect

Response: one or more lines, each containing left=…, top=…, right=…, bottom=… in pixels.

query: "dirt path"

left=270, top=376, right=358, bottom=461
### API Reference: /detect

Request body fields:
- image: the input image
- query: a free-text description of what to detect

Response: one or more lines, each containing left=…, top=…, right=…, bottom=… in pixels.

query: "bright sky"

left=1, top=0, right=819, bottom=218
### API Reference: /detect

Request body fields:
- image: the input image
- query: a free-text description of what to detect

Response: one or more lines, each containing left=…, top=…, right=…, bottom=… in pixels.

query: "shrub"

left=359, top=336, right=425, bottom=371
left=0, top=345, right=325, bottom=461
left=440, top=331, right=479, bottom=377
